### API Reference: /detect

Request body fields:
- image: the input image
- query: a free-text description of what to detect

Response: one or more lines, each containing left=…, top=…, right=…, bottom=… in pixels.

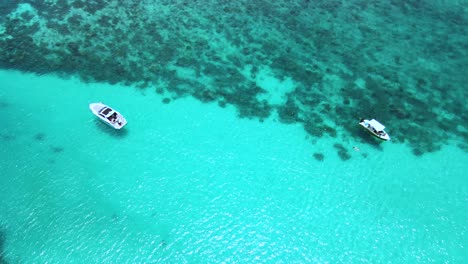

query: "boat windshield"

left=100, top=107, right=113, bottom=116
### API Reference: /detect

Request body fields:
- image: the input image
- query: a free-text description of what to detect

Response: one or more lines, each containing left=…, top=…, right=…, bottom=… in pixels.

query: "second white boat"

left=359, top=118, right=390, bottom=141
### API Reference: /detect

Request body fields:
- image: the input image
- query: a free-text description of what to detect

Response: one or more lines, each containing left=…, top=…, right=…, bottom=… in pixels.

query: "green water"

left=1, top=70, right=466, bottom=263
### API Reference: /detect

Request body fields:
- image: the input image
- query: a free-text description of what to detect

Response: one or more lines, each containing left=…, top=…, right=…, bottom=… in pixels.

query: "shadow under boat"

left=355, top=127, right=384, bottom=151
left=93, top=119, right=129, bottom=138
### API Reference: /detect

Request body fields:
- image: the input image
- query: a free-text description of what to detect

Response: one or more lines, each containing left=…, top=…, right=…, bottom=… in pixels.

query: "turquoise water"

left=1, top=0, right=468, bottom=263
left=1, top=72, right=467, bottom=262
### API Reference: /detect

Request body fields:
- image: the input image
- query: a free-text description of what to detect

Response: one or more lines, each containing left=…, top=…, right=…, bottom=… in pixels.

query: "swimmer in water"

left=353, top=146, right=360, bottom=151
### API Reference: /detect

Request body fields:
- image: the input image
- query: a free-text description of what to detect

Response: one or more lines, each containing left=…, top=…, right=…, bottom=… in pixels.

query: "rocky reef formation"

left=1, top=0, right=467, bottom=157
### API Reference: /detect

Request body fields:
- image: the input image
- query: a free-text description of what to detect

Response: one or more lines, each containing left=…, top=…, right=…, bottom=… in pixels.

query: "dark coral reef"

left=1, top=0, right=467, bottom=157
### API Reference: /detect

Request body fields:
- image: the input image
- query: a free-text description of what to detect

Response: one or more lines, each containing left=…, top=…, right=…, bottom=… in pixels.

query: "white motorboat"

left=359, top=118, right=390, bottom=141
left=89, top=102, right=127, bottom=129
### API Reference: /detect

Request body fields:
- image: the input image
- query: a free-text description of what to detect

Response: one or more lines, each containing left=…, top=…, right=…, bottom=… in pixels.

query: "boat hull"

left=359, top=120, right=390, bottom=141
left=89, top=102, right=127, bottom=129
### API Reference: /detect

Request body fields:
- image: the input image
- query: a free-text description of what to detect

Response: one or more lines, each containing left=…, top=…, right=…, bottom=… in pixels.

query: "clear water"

left=1, top=0, right=467, bottom=263
left=1, top=70, right=466, bottom=263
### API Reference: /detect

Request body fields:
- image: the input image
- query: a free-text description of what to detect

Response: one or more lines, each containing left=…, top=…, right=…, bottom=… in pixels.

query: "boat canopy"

left=369, top=119, right=385, bottom=131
